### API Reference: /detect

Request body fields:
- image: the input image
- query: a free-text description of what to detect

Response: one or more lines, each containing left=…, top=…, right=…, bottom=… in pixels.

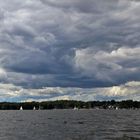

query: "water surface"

left=0, top=109, right=139, bottom=140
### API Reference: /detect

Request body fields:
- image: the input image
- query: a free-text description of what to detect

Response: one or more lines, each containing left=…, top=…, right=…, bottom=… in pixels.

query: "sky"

left=0, top=0, right=140, bottom=102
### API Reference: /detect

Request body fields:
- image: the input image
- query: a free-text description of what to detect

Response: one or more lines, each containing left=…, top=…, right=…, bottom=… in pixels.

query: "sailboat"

left=20, top=106, right=23, bottom=110
left=74, top=106, right=78, bottom=110
left=39, top=105, right=43, bottom=110
left=33, top=106, right=36, bottom=110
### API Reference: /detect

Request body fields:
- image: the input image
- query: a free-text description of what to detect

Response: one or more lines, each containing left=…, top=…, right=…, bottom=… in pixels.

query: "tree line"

left=0, top=100, right=139, bottom=110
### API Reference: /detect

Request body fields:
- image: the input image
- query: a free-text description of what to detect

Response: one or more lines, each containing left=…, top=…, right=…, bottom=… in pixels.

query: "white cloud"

left=125, top=81, right=140, bottom=87
left=0, top=81, right=139, bottom=102
left=74, top=46, right=140, bottom=82
left=105, top=81, right=140, bottom=100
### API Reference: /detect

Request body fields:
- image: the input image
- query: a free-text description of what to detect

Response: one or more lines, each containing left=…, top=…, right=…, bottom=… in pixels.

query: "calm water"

left=0, top=109, right=139, bottom=140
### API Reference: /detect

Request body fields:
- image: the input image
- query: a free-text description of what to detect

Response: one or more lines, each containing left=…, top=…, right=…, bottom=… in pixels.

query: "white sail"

left=20, top=106, right=23, bottom=110
left=74, top=106, right=78, bottom=110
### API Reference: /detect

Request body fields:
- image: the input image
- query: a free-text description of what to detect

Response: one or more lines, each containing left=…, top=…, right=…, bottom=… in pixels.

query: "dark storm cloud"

left=0, top=0, right=140, bottom=101
left=41, top=0, right=119, bottom=13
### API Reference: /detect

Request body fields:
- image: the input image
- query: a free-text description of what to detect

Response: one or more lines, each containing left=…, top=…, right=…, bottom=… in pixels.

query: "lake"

left=0, top=109, right=139, bottom=140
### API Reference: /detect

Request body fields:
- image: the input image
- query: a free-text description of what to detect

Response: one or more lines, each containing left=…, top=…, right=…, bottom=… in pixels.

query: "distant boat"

left=38, top=106, right=42, bottom=110
left=20, top=106, right=23, bottom=110
left=74, top=106, right=78, bottom=110
left=115, top=107, right=119, bottom=110
left=33, top=106, right=36, bottom=110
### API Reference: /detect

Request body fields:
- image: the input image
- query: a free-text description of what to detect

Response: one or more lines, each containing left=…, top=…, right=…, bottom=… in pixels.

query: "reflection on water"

left=0, top=109, right=139, bottom=140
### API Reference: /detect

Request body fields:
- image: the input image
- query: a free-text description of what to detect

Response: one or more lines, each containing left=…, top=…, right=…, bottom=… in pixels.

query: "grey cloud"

left=0, top=0, right=140, bottom=101
left=74, top=46, right=140, bottom=85
left=42, top=0, right=119, bottom=13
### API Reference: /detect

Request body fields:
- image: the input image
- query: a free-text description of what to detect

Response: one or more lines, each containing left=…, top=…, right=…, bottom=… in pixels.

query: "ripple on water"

left=0, top=110, right=139, bottom=140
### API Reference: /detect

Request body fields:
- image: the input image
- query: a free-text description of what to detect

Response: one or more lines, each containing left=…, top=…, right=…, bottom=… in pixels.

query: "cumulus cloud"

left=0, top=0, right=139, bottom=101
left=105, top=81, right=140, bottom=100
left=74, top=46, right=140, bottom=84
left=0, top=81, right=139, bottom=102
